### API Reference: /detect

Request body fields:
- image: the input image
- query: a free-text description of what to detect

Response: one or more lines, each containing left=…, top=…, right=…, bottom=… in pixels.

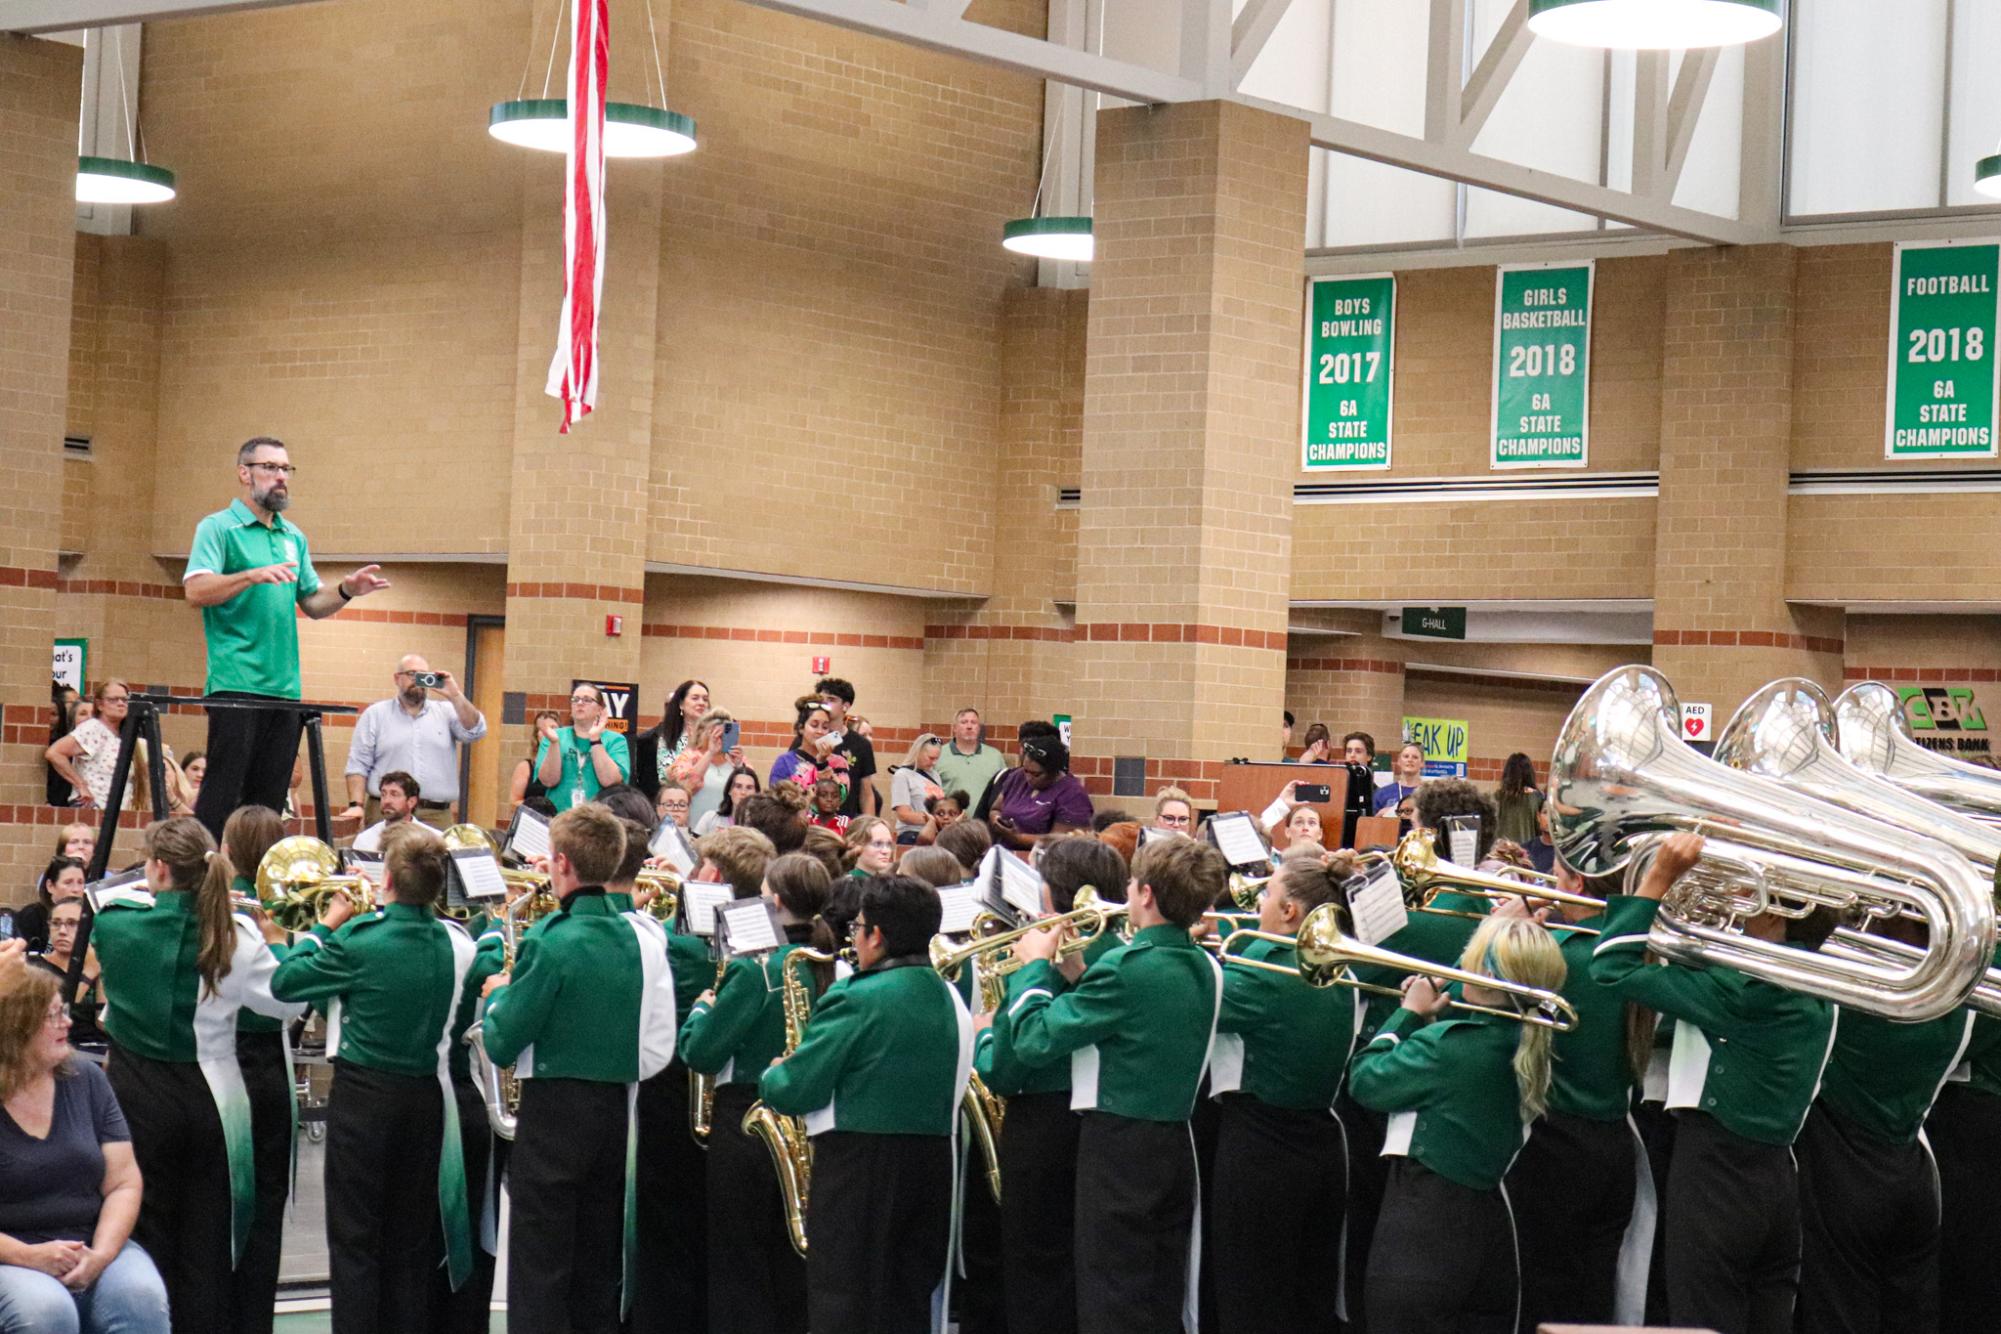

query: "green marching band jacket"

left=757, top=957, right=972, bottom=1136
left=270, top=901, right=500, bottom=1288
left=1209, top=933, right=1355, bottom=1111
left=976, top=931, right=1121, bottom=1098
left=480, top=889, right=678, bottom=1083
left=1590, top=895, right=1836, bottom=1146
left=1349, top=1005, right=1532, bottom=1191
left=1547, top=912, right=1640, bottom=1122
left=91, top=884, right=308, bottom=1265
left=1003, top=924, right=1223, bottom=1122
left=1946, top=948, right=2001, bottom=1101
left=680, top=941, right=809, bottom=1088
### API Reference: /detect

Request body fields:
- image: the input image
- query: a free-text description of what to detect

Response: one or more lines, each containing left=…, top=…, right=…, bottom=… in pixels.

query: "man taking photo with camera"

left=342, top=653, right=488, bottom=828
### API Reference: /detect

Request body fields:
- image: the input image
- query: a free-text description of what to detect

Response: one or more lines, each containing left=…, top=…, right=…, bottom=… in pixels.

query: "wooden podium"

left=1215, top=762, right=1348, bottom=850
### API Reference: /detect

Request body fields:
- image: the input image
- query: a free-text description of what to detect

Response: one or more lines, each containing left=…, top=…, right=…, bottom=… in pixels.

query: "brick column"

left=0, top=37, right=84, bottom=874
left=923, top=287, right=1087, bottom=729
left=1071, top=101, right=1309, bottom=805
left=502, top=157, right=663, bottom=754
left=1652, top=245, right=1844, bottom=715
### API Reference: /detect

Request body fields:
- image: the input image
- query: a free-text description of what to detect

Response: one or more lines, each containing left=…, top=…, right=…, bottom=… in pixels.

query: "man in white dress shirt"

left=341, top=653, right=487, bottom=827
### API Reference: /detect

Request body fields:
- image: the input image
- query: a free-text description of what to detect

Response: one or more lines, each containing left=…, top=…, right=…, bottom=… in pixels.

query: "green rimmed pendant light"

left=1527, top=0, right=1781, bottom=48
left=488, top=100, right=697, bottom=158
left=1976, top=153, right=2001, bottom=201
left=489, top=0, right=696, bottom=159
left=1003, top=90, right=1092, bottom=262
left=77, top=28, right=175, bottom=206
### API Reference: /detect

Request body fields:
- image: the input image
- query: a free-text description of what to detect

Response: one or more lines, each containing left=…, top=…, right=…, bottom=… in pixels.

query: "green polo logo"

left=1897, top=685, right=1987, bottom=732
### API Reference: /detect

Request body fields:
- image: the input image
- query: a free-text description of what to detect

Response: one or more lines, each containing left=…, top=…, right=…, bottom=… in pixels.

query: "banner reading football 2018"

left=1885, top=241, right=2000, bottom=459
left=1491, top=262, right=1592, bottom=468
left=1301, top=274, right=1395, bottom=470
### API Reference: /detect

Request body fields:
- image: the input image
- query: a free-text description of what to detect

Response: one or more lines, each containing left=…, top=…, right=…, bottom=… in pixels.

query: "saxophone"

left=741, top=946, right=837, bottom=1257
left=689, top=955, right=728, bottom=1146
left=463, top=881, right=559, bottom=1142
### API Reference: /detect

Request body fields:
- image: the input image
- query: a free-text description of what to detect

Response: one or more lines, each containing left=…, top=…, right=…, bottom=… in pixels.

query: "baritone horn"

left=1548, top=665, right=1993, bottom=1021
left=255, top=837, right=375, bottom=933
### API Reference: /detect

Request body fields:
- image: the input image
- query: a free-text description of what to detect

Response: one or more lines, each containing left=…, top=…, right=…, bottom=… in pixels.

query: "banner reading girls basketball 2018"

left=1886, top=240, right=2000, bottom=460
left=1491, top=261, right=1592, bottom=469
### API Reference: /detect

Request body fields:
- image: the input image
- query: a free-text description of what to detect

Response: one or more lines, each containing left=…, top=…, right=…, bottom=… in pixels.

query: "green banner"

left=1886, top=241, right=2000, bottom=459
left=1399, top=606, right=1466, bottom=640
left=1302, top=274, right=1395, bottom=471
left=1491, top=262, right=1592, bottom=469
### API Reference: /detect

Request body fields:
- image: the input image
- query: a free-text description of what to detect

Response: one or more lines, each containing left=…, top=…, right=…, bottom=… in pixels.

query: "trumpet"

left=255, top=837, right=375, bottom=933
left=634, top=868, right=681, bottom=923
left=1204, top=902, right=1579, bottom=1031
left=1385, top=830, right=1605, bottom=935
left=928, top=900, right=1114, bottom=983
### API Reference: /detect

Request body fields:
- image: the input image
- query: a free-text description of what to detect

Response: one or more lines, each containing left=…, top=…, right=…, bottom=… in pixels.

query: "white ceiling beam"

left=1180, top=0, right=1231, bottom=96
left=738, top=0, right=1203, bottom=104
left=1424, top=0, right=1467, bottom=145
left=1236, top=92, right=1766, bottom=244
left=1455, top=0, right=1532, bottom=148
left=1631, top=50, right=1669, bottom=198
left=1229, top=0, right=1295, bottom=88
left=1660, top=47, right=1719, bottom=200
left=0, top=0, right=322, bottom=33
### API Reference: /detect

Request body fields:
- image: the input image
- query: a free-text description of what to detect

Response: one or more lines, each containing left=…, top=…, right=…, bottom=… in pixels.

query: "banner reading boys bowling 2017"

left=1491, top=261, right=1592, bottom=469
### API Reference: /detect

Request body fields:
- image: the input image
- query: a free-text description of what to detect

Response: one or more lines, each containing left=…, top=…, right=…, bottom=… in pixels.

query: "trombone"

left=1203, top=902, right=1578, bottom=1031
left=1383, top=830, right=1605, bottom=935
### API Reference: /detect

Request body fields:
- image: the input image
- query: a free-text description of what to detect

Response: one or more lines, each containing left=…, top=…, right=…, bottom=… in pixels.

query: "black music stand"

left=69, top=694, right=356, bottom=999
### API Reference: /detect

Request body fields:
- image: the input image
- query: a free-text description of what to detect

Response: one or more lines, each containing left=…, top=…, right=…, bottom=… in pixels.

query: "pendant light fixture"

left=1002, top=89, right=1092, bottom=262
left=77, top=28, right=175, bottom=205
left=1526, top=0, right=1781, bottom=49
left=1976, top=152, right=2001, bottom=201
left=489, top=0, right=696, bottom=158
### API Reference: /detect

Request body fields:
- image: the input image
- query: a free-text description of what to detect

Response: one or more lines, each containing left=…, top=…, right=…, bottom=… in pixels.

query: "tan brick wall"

left=0, top=36, right=85, bottom=882
left=1073, top=101, right=1308, bottom=775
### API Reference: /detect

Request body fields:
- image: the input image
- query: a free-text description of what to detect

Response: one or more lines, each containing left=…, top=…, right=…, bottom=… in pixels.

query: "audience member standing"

left=183, top=437, right=390, bottom=839
left=635, top=679, right=710, bottom=803
left=814, top=678, right=878, bottom=817
left=340, top=655, right=486, bottom=829
left=936, top=709, right=1006, bottom=811
left=1494, top=752, right=1545, bottom=848
left=534, top=684, right=630, bottom=812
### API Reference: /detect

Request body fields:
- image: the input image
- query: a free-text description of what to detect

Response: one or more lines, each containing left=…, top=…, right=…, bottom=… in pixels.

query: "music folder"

left=717, top=899, right=785, bottom=957
left=1203, top=811, right=1275, bottom=877
left=650, top=820, right=698, bottom=875
left=978, top=846, right=1043, bottom=922
left=936, top=881, right=986, bottom=936
left=448, top=848, right=507, bottom=903
left=84, top=869, right=149, bottom=912
left=504, top=803, right=550, bottom=865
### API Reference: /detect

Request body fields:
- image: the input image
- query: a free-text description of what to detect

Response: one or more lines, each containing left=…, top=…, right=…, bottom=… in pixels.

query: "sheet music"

left=507, top=806, right=551, bottom=863
left=682, top=884, right=734, bottom=937
left=982, top=847, right=1044, bottom=920
left=720, top=900, right=782, bottom=956
left=936, top=882, right=983, bottom=935
left=1347, top=861, right=1409, bottom=947
left=1208, top=812, right=1272, bottom=869
left=452, top=850, right=508, bottom=902
left=345, top=850, right=385, bottom=890
left=85, top=869, right=148, bottom=912
left=1443, top=817, right=1479, bottom=869
left=650, top=821, right=697, bottom=874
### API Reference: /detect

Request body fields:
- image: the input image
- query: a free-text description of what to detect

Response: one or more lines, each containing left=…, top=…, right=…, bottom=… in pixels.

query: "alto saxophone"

left=689, top=956, right=728, bottom=1146
left=741, top=946, right=837, bottom=1258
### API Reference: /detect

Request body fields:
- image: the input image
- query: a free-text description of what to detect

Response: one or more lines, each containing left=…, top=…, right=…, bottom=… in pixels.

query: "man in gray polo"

left=340, top=653, right=487, bottom=827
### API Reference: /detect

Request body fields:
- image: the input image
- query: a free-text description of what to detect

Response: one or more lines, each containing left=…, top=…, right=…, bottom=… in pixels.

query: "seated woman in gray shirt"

left=0, top=966, right=166, bottom=1333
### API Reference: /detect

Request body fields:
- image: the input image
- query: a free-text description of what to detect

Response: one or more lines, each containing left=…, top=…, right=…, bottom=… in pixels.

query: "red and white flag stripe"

left=546, top=0, right=609, bottom=433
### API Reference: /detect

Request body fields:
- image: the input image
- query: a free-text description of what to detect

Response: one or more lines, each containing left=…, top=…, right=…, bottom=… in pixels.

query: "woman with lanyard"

left=768, top=698, right=849, bottom=802
left=271, top=823, right=495, bottom=1333
left=91, top=816, right=304, bottom=1334
left=220, top=805, right=294, bottom=1334
left=1371, top=741, right=1426, bottom=815
left=984, top=736, right=1093, bottom=853
left=678, top=852, right=838, bottom=1334
left=1348, top=913, right=1567, bottom=1333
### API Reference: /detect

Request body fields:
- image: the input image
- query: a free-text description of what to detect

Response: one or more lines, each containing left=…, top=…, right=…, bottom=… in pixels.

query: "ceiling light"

left=1976, top=154, right=2001, bottom=201
left=487, top=99, right=698, bottom=158
left=1002, top=216, right=1094, bottom=263
left=75, top=155, right=176, bottom=205
left=1527, top=0, right=1781, bottom=49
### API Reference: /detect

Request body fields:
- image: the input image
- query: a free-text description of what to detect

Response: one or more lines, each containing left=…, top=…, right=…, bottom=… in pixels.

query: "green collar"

left=226, top=496, right=295, bottom=532
left=560, top=888, right=614, bottom=915
left=381, top=901, right=433, bottom=921
left=1131, top=923, right=1198, bottom=950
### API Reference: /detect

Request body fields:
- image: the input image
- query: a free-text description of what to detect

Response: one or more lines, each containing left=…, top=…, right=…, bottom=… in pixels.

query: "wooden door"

left=464, top=621, right=506, bottom=832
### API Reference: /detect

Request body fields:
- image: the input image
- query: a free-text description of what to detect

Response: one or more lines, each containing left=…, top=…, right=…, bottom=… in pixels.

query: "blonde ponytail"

left=1459, top=915, right=1567, bottom=1124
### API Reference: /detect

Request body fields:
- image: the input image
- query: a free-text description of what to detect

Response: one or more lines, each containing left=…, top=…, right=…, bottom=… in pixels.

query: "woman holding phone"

left=670, top=710, right=746, bottom=828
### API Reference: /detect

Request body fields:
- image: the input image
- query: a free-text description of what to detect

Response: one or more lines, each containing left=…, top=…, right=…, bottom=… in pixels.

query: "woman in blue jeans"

left=0, top=962, right=168, bottom=1333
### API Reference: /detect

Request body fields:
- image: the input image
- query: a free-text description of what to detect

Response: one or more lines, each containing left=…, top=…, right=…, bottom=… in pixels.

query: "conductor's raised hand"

left=339, top=565, right=390, bottom=600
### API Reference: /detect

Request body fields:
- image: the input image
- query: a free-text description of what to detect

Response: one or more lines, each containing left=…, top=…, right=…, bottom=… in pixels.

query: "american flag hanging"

left=546, top=0, right=609, bottom=433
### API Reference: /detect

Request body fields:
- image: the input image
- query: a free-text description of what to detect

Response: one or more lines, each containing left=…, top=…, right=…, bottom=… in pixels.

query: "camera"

left=412, top=671, right=443, bottom=688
